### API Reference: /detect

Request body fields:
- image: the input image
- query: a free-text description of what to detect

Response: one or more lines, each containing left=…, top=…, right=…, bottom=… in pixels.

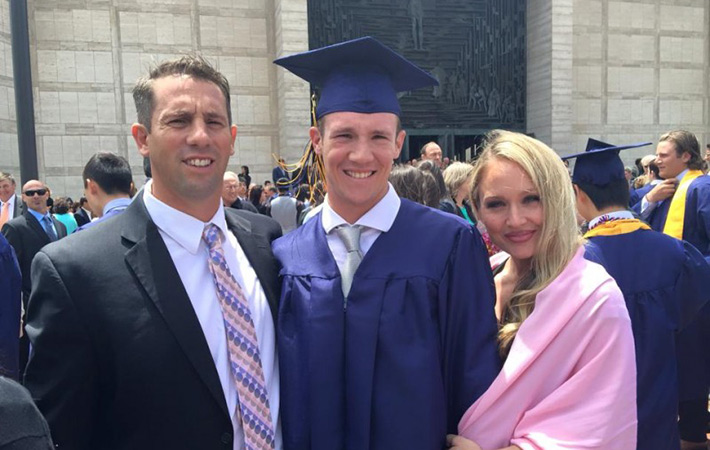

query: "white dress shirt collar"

left=142, top=179, right=229, bottom=254
left=588, top=210, right=634, bottom=230
left=676, top=169, right=688, bottom=181
left=321, top=183, right=401, bottom=234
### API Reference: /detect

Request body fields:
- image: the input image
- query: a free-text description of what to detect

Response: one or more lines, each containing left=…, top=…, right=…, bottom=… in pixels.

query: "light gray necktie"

left=335, top=225, right=362, bottom=298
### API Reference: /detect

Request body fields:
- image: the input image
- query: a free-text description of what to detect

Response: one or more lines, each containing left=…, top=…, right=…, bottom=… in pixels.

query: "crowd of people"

left=0, top=35, right=708, bottom=450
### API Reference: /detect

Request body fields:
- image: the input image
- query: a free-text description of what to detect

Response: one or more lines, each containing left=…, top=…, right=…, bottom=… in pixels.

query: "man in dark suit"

left=73, top=197, right=91, bottom=227
left=24, top=55, right=284, bottom=450
left=0, top=172, right=25, bottom=227
left=2, top=179, right=68, bottom=373
left=222, top=171, right=258, bottom=213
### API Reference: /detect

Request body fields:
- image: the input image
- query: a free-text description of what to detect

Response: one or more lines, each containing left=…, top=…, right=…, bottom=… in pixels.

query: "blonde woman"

left=448, top=130, right=637, bottom=450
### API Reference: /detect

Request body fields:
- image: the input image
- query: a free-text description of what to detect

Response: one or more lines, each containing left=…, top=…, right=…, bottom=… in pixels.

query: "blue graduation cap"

left=561, top=139, right=652, bottom=185
left=273, top=36, right=438, bottom=119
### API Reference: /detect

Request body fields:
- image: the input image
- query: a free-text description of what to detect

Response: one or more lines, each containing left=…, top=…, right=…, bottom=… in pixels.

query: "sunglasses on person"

left=24, top=188, right=47, bottom=196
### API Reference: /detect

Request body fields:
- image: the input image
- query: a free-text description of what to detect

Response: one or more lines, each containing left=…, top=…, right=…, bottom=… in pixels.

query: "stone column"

left=273, top=0, right=310, bottom=168
left=527, top=0, right=574, bottom=154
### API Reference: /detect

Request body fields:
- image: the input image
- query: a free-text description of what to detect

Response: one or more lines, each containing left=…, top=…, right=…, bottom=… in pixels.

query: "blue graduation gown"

left=629, top=183, right=652, bottom=209
left=584, top=230, right=710, bottom=450
left=273, top=199, right=501, bottom=450
left=636, top=175, right=710, bottom=401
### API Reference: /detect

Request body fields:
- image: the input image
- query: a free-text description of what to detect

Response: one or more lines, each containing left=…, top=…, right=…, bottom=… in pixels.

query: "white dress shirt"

left=640, top=169, right=687, bottom=219
left=321, top=183, right=401, bottom=275
left=588, top=210, right=634, bottom=230
left=143, top=181, right=282, bottom=450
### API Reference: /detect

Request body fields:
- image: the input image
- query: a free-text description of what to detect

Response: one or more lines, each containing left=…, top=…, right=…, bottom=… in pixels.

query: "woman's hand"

left=446, top=434, right=483, bottom=450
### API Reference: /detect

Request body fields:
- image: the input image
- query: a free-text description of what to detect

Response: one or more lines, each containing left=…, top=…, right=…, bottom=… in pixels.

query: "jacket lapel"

left=225, top=211, right=280, bottom=321
left=121, top=198, right=229, bottom=417
left=52, top=217, right=67, bottom=238
left=24, top=211, right=50, bottom=245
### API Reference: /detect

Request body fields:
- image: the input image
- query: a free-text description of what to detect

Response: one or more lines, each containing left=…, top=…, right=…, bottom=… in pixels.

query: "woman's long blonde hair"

left=470, top=130, right=582, bottom=359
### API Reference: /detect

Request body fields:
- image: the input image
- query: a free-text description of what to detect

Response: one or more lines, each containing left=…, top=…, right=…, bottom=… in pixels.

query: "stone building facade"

left=0, top=0, right=709, bottom=195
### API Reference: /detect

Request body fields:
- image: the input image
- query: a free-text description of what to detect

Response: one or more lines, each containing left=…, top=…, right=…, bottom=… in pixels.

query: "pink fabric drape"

left=459, top=247, right=637, bottom=449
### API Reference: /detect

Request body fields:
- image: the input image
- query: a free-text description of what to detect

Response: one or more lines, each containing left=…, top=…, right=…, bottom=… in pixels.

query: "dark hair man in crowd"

left=0, top=172, right=24, bottom=227
left=272, top=36, right=499, bottom=449
left=420, top=141, right=443, bottom=167
left=23, top=55, right=283, bottom=450
left=77, top=152, right=134, bottom=231
left=2, top=180, right=67, bottom=373
left=633, top=130, right=710, bottom=449
left=565, top=139, right=710, bottom=450
left=73, top=197, right=91, bottom=227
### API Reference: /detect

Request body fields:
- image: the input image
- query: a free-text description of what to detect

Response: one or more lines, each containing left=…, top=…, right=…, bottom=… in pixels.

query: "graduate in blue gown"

left=565, top=139, right=710, bottom=450
left=630, top=130, right=710, bottom=447
left=272, top=37, right=501, bottom=450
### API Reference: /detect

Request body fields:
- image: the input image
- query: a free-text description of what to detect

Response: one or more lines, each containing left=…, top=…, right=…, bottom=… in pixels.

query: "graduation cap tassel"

left=270, top=94, right=327, bottom=204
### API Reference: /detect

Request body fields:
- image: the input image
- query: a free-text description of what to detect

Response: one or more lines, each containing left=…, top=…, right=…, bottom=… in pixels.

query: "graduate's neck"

left=595, top=205, right=627, bottom=218
left=583, top=204, right=625, bottom=222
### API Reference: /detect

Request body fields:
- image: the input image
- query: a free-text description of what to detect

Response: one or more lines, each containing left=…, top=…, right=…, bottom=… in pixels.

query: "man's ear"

left=309, top=127, right=322, bottom=155
left=87, top=179, right=99, bottom=196
left=681, top=151, right=691, bottom=164
left=132, top=123, right=150, bottom=158
left=394, top=129, right=406, bottom=160
left=230, top=124, right=237, bottom=156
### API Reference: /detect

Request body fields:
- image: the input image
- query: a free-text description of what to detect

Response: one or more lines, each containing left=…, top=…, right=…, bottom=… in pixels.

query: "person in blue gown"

left=564, top=138, right=710, bottom=450
left=271, top=37, right=501, bottom=450
left=630, top=130, right=710, bottom=448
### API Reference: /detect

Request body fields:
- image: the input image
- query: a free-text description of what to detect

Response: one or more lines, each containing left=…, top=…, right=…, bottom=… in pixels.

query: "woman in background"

left=448, top=130, right=637, bottom=450
left=52, top=197, right=78, bottom=234
left=443, top=162, right=476, bottom=225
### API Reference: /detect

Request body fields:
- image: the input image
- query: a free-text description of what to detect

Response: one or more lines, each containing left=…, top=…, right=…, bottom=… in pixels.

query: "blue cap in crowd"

left=562, top=139, right=652, bottom=185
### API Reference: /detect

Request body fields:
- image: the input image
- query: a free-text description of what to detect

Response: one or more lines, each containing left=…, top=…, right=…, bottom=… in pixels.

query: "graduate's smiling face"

left=655, top=140, right=689, bottom=179
left=474, top=158, right=543, bottom=264
left=310, top=111, right=405, bottom=223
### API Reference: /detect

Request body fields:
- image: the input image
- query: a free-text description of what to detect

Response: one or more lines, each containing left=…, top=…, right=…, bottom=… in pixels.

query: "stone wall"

left=2, top=0, right=309, bottom=197
left=0, top=0, right=18, bottom=179
left=572, top=0, right=710, bottom=166
left=2, top=0, right=709, bottom=192
left=527, top=0, right=575, bottom=155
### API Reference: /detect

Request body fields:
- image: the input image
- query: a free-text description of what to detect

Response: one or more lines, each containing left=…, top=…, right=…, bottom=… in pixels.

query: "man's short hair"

left=132, top=55, right=232, bottom=132
left=575, top=179, right=630, bottom=211
left=82, top=152, right=133, bottom=196
left=0, top=172, right=15, bottom=185
left=659, top=130, right=704, bottom=170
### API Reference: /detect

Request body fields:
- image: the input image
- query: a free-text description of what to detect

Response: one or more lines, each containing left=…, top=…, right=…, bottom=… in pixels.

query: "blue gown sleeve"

left=0, top=234, right=21, bottom=380
left=439, top=224, right=502, bottom=432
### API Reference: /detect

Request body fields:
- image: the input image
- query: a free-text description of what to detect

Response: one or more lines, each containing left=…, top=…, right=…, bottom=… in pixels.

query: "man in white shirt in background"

left=0, top=172, right=24, bottom=227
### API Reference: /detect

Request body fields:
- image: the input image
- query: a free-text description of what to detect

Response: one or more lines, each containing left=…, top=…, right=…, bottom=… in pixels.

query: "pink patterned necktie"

left=202, top=224, right=275, bottom=450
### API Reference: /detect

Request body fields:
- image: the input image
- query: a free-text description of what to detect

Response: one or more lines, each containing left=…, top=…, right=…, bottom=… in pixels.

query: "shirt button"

left=220, top=432, right=232, bottom=445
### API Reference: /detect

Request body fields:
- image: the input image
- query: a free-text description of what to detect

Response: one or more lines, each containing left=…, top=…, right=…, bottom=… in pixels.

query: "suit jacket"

left=1, top=210, right=67, bottom=303
left=228, top=197, right=259, bottom=214
left=12, top=195, right=25, bottom=219
left=23, top=195, right=282, bottom=450
left=73, top=208, right=91, bottom=227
